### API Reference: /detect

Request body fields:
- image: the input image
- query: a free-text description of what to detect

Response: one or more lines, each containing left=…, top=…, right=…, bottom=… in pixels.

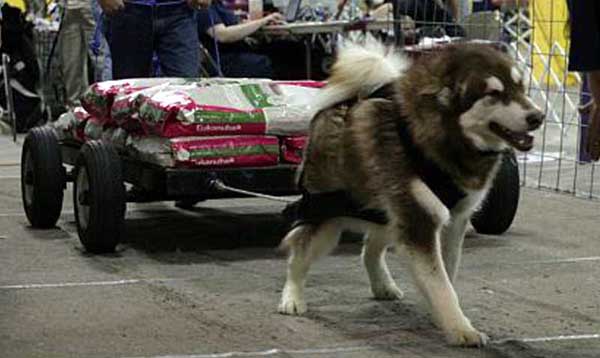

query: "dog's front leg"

left=401, top=180, right=488, bottom=347
left=406, top=234, right=487, bottom=347
left=441, top=216, right=469, bottom=283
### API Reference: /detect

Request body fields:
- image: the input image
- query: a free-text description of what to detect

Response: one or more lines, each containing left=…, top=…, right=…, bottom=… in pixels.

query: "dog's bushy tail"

left=315, top=37, right=409, bottom=111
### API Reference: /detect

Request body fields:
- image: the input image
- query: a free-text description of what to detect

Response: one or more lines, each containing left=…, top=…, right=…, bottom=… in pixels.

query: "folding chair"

left=200, top=46, right=223, bottom=77
left=1, top=54, right=17, bottom=142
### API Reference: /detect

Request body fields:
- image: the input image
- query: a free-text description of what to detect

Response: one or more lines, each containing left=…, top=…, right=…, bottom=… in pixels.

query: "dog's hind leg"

left=441, top=216, right=469, bottom=283
left=278, top=220, right=344, bottom=315
left=400, top=180, right=488, bottom=347
left=362, top=224, right=404, bottom=300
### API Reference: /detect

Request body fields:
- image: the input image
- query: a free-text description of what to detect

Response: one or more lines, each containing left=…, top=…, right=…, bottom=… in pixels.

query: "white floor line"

left=0, top=210, right=74, bottom=218
left=122, top=333, right=600, bottom=358
left=494, top=333, right=600, bottom=344
left=527, top=257, right=600, bottom=264
left=124, top=346, right=376, bottom=358
left=0, top=277, right=188, bottom=290
left=0, top=175, right=20, bottom=180
left=0, top=207, right=174, bottom=218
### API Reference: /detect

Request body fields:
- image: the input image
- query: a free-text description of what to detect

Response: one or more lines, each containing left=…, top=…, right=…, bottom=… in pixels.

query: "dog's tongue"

left=490, top=122, right=534, bottom=151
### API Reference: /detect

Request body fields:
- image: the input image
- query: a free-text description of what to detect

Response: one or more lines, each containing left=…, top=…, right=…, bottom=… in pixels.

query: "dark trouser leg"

left=59, top=8, right=96, bottom=106
left=104, top=4, right=154, bottom=79
left=154, top=4, right=200, bottom=77
left=586, top=72, right=600, bottom=160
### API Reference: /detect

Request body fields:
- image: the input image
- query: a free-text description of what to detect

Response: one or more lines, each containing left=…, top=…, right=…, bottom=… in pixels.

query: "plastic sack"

left=82, top=77, right=272, bottom=122
left=83, top=117, right=104, bottom=140
left=126, top=135, right=175, bottom=167
left=51, top=111, right=76, bottom=140
left=72, top=107, right=92, bottom=142
left=280, top=136, right=307, bottom=164
left=81, top=78, right=193, bottom=121
left=127, top=135, right=280, bottom=168
left=170, top=135, right=280, bottom=168
left=136, top=81, right=320, bottom=137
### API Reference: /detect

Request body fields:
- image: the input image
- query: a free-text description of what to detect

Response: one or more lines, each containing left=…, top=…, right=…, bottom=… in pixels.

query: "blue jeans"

left=91, top=0, right=113, bottom=81
left=104, top=2, right=199, bottom=79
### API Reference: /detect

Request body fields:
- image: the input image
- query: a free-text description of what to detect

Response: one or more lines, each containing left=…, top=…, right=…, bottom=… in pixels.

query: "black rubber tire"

left=471, top=151, right=520, bottom=235
left=21, top=126, right=65, bottom=228
left=73, top=141, right=125, bottom=253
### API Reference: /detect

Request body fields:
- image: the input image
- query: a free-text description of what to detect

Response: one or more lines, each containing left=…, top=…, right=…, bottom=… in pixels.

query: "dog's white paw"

left=278, top=297, right=307, bottom=315
left=372, top=284, right=404, bottom=301
left=446, top=328, right=489, bottom=347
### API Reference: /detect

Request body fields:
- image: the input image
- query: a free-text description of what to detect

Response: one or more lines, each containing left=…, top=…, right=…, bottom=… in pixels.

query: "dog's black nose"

left=526, top=111, right=544, bottom=129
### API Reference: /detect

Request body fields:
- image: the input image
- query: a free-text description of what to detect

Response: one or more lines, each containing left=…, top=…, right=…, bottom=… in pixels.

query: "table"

left=260, top=19, right=400, bottom=79
left=261, top=19, right=397, bottom=36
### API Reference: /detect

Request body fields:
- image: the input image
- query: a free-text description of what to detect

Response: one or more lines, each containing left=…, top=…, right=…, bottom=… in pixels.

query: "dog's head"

left=432, top=45, right=544, bottom=152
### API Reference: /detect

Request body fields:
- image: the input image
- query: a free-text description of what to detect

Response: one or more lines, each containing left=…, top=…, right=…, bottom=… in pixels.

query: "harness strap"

left=283, top=191, right=388, bottom=228
left=373, top=83, right=467, bottom=210
left=287, top=82, right=469, bottom=229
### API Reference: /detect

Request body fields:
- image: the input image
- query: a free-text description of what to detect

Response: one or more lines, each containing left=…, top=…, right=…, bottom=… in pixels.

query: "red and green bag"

left=72, top=107, right=92, bottom=142
left=81, top=78, right=196, bottom=122
left=169, top=135, right=280, bottom=168
left=280, top=136, right=307, bottom=164
left=136, top=81, right=321, bottom=137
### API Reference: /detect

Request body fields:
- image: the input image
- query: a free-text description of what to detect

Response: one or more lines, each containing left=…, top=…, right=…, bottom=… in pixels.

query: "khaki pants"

left=58, top=6, right=100, bottom=106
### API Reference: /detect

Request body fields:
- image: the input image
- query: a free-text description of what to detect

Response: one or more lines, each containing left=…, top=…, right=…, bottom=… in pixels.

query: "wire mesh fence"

left=508, top=1, right=598, bottom=200
left=391, top=0, right=597, bottom=200
left=33, top=26, right=66, bottom=120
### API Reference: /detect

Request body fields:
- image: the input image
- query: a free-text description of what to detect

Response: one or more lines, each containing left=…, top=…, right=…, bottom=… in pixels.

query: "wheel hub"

left=23, top=151, right=34, bottom=206
left=76, top=169, right=90, bottom=231
left=78, top=191, right=90, bottom=206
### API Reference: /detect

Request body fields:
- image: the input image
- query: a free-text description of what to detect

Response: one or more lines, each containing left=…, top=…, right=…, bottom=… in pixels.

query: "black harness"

left=284, top=83, right=468, bottom=228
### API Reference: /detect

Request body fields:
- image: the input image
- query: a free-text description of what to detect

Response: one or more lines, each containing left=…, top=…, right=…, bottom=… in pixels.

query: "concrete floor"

left=1, top=135, right=600, bottom=358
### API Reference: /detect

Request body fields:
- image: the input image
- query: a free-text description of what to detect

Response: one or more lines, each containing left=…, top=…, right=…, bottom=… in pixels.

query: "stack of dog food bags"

left=58, top=78, right=320, bottom=168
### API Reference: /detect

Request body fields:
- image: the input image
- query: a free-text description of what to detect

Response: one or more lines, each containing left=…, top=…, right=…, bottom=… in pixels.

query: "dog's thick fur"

left=277, top=39, right=544, bottom=347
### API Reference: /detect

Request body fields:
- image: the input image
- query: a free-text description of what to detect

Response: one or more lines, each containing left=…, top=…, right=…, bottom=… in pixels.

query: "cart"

left=20, top=126, right=300, bottom=253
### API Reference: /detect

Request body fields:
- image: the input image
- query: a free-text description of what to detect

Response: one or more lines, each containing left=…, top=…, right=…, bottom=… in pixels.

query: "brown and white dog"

left=277, top=39, right=544, bottom=347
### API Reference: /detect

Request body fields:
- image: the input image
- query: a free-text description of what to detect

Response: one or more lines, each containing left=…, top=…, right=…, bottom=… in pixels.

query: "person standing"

left=567, top=0, right=600, bottom=160
left=91, top=0, right=113, bottom=81
left=99, top=0, right=209, bottom=79
left=58, top=0, right=103, bottom=107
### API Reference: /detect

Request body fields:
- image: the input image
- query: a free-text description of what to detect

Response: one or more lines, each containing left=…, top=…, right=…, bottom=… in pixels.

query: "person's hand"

left=99, top=0, right=124, bottom=14
left=188, top=0, right=211, bottom=9
left=262, top=12, right=286, bottom=26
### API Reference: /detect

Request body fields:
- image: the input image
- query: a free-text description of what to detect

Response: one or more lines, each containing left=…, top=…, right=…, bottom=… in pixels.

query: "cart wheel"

left=73, top=141, right=125, bottom=253
left=21, top=126, right=65, bottom=228
left=471, top=150, right=520, bottom=235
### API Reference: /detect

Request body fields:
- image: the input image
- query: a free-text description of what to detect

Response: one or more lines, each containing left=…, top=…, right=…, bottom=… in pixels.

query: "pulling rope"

left=210, top=179, right=296, bottom=203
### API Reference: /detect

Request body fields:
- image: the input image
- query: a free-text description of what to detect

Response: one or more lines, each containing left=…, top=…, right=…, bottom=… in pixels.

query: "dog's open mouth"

left=489, top=122, right=534, bottom=151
